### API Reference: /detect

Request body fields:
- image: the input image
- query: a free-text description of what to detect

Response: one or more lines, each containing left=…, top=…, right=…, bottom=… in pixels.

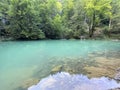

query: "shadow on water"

left=28, top=72, right=120, bottom=90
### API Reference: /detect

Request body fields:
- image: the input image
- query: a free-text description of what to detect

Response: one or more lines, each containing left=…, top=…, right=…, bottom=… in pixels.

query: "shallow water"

left=0, top=40, right=120, bottom=90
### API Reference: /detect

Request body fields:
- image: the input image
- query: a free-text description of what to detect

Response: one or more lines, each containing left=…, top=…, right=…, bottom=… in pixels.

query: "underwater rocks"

left=51, top=65, right=63, bottom=74
left=48, top=56, right=120, bottom=79
left=28, top=72, right=120, bottom=90
left=84, top=66, right=114, bottom=78
left=84, top=57, right=120, bottom=78
left=26, top=54, right=120, bottom=90
left=51, top=61, right=86, bottom=75
left=63, top=64, right=76, bottom=74
left=19, top=78, right=39, bottom=90
left=31, top=54, right=120, bottom=90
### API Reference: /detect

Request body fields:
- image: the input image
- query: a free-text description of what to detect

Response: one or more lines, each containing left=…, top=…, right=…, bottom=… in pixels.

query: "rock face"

left=28, top=72, right=120, bottom=90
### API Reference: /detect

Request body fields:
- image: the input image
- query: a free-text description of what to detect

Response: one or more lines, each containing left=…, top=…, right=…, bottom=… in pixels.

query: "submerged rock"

left=33, top=55, right=120, bottom=87
left=20, top=78, right=39, bottom=89
left=84, top=66, right=113, bottom=78
left=28, top=72, right=120, bottom=90
left=84, top=57, right=120, bottom=78
left=51, top=65, right=63, bottom=74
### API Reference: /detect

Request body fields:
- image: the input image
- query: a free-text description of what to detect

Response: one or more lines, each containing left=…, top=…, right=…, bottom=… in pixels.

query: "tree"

left=111, top=0, right=120, bottom=32
left=0, top=0, right=119, bottom=40
left=36, top=0, right=63, bottom=39
left=7, top=0, right=45, bottom=39
left=70, top=0, right=88, bottom=38
left=0, top=0, right=11, bottom=37
left=84, top=0, right=112, bottom=37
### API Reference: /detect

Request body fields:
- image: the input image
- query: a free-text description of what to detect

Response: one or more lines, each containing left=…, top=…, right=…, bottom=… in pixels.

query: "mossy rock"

left=51, top=65, right=63, bottom=74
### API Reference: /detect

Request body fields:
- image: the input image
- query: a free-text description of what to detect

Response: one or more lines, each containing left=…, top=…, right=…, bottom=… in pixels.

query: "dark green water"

left=0, top=40, right=120, bottom=90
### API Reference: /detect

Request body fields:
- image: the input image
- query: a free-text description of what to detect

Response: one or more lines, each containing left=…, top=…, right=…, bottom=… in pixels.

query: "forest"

left=0, top=0, right=120, bottom=40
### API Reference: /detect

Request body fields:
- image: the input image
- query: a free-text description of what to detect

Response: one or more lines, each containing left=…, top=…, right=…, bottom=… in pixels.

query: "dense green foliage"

left=0, top=0, right=120, bottom=40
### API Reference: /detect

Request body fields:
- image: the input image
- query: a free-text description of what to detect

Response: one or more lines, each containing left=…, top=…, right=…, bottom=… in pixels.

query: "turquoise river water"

left=0, top=40, right=120, bottom=90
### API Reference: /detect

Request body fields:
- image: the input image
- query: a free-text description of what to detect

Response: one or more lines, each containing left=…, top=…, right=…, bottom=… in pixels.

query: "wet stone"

left=51, top=65, right=63, bottom=74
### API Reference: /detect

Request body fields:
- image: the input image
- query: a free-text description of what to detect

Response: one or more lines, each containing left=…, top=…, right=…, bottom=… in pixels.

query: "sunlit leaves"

left=56, top=1, right=62, bottom=12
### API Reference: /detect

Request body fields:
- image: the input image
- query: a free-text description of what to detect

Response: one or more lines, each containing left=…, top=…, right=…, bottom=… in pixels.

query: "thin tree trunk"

left=108, top=18, right=111, bottom=37
left=89, top=11, right=95, bottom=38
left=109, top=19, right=111, bottom=30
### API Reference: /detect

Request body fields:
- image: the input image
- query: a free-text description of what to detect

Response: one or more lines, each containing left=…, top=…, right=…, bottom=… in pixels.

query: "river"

left=0, top=40, right=120, bottom=90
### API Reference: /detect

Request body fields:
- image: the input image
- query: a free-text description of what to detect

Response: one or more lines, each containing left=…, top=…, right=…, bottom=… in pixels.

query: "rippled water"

left=0, top=40, right=120, bottom=90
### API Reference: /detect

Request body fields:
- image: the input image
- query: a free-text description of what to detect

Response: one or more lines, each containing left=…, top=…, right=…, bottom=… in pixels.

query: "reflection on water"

left=28, top=72, right=120, bottom=90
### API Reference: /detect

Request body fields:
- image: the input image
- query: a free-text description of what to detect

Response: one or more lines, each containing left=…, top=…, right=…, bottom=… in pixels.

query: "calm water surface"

left=0, top=40, right=120, bottom=90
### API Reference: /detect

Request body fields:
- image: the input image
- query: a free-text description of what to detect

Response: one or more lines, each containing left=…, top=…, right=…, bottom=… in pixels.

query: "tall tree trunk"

left=109, top=19, right=111, bottom=30
left=89, top=11, right=95, bottom=38
left=108, top=18, right=111, bottom=37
